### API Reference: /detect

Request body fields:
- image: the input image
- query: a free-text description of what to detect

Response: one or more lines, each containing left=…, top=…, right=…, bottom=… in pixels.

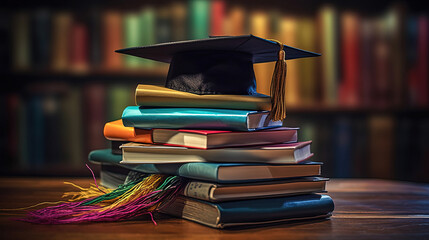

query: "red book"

left=339, top=12, right=360, bottom=107
left=152, top=127, right=298, bottom=149
left=70, top=22, right=89, bottom=71
left=210, top=0, right=225, bottom=36
left=83, top=83, right=107, bottom=154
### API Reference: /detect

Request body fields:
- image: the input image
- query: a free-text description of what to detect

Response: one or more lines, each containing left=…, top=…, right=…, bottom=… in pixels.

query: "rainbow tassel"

left=21, top=173, right=184, bottom=224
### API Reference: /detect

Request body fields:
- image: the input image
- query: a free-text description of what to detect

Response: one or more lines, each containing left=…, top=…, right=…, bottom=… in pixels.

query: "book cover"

left=152, top=127, right=298, bottom=149
left=103, top=119, right=152, bottom=143
left=120, top=141, right=313, bottom=165
left=160, top=194, right=334, bottom=228
left=135, top=84, right=271, bottom=110
left=122, top=106, right=282, bottom=131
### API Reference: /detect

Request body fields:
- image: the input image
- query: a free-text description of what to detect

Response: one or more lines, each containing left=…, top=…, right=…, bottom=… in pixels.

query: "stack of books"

left=89, top=83, right=334, bottom=228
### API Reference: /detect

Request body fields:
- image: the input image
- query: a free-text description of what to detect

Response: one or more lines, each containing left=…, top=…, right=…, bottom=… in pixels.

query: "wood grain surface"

left=1, top=178, right=428, bottom=240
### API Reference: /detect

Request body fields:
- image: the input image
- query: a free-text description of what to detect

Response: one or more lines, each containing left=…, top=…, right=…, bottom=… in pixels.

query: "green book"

left=189, top=0, right=209, bottom=39
left=140, top=7, right=156, bottom=67
left=123, top=13, right=142, bottom=67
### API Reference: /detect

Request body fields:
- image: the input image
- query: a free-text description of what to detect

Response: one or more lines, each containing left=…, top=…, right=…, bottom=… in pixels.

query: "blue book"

left=121, top=106, right=282, bottom=131
left=160, top=194, right=334, bottom=228
left=89, top=149, right=320, bottom=183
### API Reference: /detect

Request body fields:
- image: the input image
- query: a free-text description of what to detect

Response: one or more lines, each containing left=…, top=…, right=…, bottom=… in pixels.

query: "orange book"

left=103, top=119, right=153, bottom=143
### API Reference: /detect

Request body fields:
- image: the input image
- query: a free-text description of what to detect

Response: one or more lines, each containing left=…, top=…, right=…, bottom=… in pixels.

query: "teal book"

left=89, top=149, right=320, bottom=183
left=121, top=106, right=282, bottom=131
left=160, top=194, right=334, bottom=228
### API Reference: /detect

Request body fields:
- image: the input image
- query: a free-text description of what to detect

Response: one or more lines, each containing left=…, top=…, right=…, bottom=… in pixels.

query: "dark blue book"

left=160, top=194, right=334, bottom=228
left=122, top=106, right=282, bottom=131
left=31, top=9, right=51, bottom=68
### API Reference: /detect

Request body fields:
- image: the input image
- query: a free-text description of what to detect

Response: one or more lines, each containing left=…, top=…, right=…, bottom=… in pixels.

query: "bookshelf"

left=1, top=0, right=428, bottom=181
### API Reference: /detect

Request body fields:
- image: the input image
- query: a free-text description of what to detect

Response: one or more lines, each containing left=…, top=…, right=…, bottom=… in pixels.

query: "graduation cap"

left=116, top=35, right=320, bottom=121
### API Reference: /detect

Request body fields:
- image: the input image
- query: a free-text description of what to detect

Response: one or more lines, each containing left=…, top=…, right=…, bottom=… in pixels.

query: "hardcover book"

left=103, top=119, right=152, bottom=143
left=135, top=84, right=271, bottom=110
left=122, top=107, right=282, bottom=131
left=152, top=127, right=298, bottom=149
left=120, top=141, right=313, bottom=164
left=160, top=194, right=334, bottom=228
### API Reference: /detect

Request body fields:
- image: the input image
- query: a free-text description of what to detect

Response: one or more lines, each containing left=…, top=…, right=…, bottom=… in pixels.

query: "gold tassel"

left=268, top=39, right=287, bottom=121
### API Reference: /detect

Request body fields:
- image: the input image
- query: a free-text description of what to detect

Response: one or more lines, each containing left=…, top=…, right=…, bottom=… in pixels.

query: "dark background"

left=0, top=0, right=428, bottom=182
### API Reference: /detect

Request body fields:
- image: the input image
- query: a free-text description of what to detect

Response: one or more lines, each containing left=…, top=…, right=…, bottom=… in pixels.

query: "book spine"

left=51, top=12, right=72, bottom=72
left=417, top=15, right=428, bottom=106
left=368, top=115, right=394, bottom=179
left=189, top=0, right=209, bottom=39
left=31, top=9, right=51, bottom=69
left=70, top=21, right=89, bottom=71
left=12, top=12, right=31, bottom=70
left=339, top=12, right=360, bottom=107
left=170, top=2, right=187, bottom=41
left=297, top=17, right=317, bottom=106
left=140, top=7, right=155, bottom=67
left=102, top=11, right=123, bottom=69
left=318, top=6, right=338, bottom=106
left=123, top=13, right=142, bottom=67
left=250, top=11, right=271, bottom=96
left=277, top=17, right=300, bottom=107
left=156, top=7, right=172, bottom=43
left=107, top=84, right=133, bottom=122
left=210, top=0, right=225, bottom=36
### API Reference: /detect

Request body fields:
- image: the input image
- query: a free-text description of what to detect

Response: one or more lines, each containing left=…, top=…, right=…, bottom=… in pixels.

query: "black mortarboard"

left=116, top=35, right=320, bottom=120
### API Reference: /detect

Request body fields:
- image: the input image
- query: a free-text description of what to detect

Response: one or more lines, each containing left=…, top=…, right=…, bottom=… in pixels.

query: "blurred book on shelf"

left=2, top=1, right=429, bottom=182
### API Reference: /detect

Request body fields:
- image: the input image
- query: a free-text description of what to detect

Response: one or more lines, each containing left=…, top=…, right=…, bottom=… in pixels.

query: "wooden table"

left=1, top=178, right=429, bottom=240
